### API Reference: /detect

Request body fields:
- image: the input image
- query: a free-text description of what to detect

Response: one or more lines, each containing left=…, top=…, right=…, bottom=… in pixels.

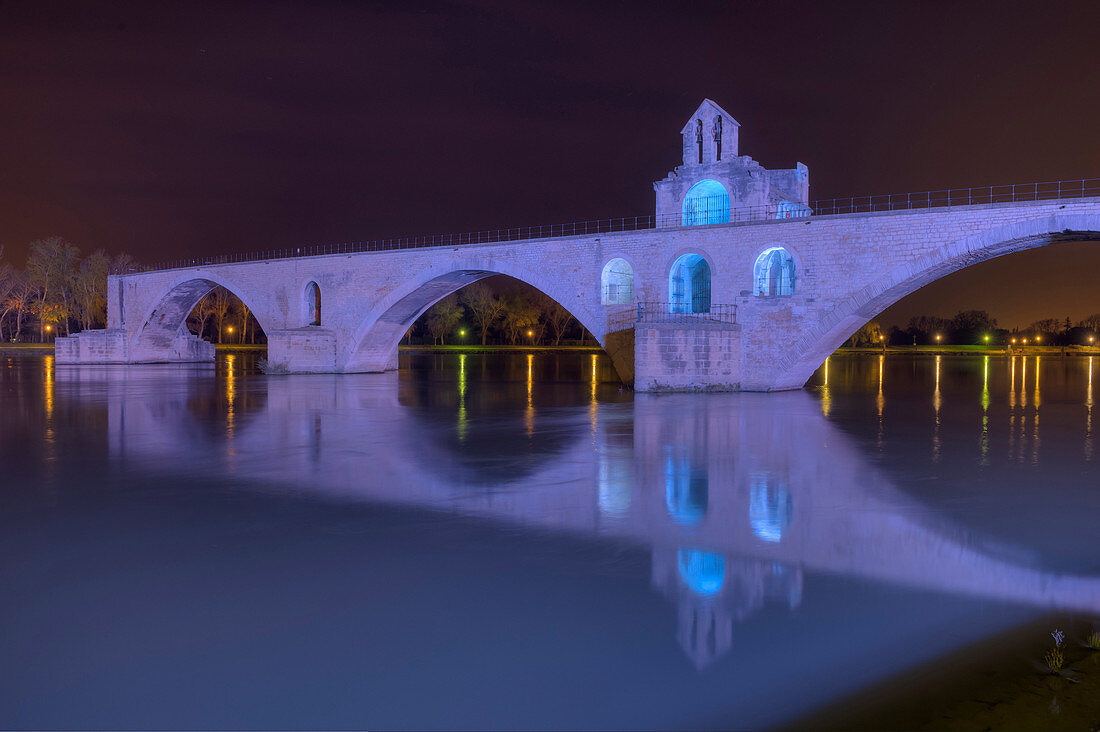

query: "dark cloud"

left=1, top=0, right=1097, bottom=324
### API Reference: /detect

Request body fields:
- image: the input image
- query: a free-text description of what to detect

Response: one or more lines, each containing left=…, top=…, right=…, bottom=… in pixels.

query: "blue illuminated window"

left=669, top=254, right=711, bottom=314
left=753, top=247, right=795, bottom=297
left=682, top=179, right=730, bottom=226
left=601, top=258, right=634, bottom=305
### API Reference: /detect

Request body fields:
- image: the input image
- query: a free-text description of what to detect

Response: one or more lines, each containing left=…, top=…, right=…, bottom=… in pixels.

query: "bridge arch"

left=341, top=257, right=607, bottom=373
left=129, top=270, right=273, bottom=357
left=771, top=213, right=1100, bottom=390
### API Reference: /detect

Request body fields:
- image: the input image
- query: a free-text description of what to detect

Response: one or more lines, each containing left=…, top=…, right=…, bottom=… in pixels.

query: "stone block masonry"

left=55, top=198, right=1100, bottom=391
left=50, top=98, right=1100, bottom=390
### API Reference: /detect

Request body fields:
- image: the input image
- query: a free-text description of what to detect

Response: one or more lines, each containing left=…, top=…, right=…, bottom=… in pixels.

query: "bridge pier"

left=56, top=328, right=214, bottom=365
left=266, top=328, right=337, bottom=373
left=632, top=322, right=742, bottom=392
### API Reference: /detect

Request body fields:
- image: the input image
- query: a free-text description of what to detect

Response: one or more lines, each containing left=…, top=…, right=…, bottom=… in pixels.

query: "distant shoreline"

left=836, top=345, right=1100, bottom=356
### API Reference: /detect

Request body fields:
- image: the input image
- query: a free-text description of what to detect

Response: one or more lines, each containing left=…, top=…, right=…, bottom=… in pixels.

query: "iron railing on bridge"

left=607, top=303, right=737, bottom=333
left=114, top=177, right=1100, bottom=275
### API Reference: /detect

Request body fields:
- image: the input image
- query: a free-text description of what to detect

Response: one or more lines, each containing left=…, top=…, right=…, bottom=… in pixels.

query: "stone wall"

left=634, top=321, right=741, bottom=391
left=65, top=197, right=1100, bottom=390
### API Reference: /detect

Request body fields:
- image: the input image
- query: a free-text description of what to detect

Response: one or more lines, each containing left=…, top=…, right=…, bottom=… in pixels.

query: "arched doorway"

left=682, top=179, right=730, bottom=226
left=669, top=254, right=712, bottom=314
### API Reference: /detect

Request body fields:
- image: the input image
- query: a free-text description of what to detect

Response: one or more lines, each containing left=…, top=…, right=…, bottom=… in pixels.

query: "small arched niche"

left=753, top=247, right=795, bottom=297
left=682, top=179, right=730, bottom=226
left=601, top=258, right=634, bottom=305
left=305, top=281, right=321, bottom=326
left=669, top=254, right=712, bottom=314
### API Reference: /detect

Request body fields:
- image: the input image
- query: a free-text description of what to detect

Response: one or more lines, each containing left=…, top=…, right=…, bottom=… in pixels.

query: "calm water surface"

left=2, top=351, right=1099, bottom=730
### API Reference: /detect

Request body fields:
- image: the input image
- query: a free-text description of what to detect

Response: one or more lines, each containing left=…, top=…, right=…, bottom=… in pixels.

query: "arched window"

left=677, top=548, right=726, bottom=596
left=601, top=258, right=634, bottom=305
left=753, top=247, right=795, bottom=297
left=682, top=179, right=730, bottom=226
left=305, top=281, right=321, bottom=326
left=749, top=473, right=793, bottom=543
left=669, top=254, right=711, bottom=314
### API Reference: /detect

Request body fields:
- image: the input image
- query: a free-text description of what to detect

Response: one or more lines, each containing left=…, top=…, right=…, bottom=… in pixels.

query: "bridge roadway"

left=56, top=197, right=1100, bottom=390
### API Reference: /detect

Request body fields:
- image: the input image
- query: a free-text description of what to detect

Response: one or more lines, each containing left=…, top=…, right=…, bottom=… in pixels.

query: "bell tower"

left=655, top=98, right=810, bottom=226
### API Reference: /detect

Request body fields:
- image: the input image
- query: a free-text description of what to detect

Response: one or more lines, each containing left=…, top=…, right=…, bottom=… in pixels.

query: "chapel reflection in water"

left=52, top=359, right=1100, bottom=672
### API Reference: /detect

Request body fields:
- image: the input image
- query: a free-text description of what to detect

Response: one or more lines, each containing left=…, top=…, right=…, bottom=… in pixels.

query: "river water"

left=2, top=351, right=1098, bottom=730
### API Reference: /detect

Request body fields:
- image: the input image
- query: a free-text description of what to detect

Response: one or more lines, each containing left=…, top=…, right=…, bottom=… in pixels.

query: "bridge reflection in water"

left=54, top=362, right=1100, bottom=675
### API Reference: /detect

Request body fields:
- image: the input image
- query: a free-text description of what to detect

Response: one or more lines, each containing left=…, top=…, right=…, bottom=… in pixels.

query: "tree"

left=949, top=309, right=997, bottom=343
left=425, top=295, right=463, bottom=345
left=1027, top=318, right=1062, bottom=337
left=460, top=282, right=507, bottom=346
left=847, top=321, right=883, bottom=347
left=540, top=294, right=574, bottom=346
left=3, top=274, right=34, bottom=342
left=210, top=287, right=233, bottom=344
left=192, top=295, right=217, bottom=341
left=906, top=315, right=950, bottom=344
left=72, top=249, right=110, bottom=331
left=502, top=294, right=541, bottom=344
left=1080, top=314, right=1100, bottom=331
left=26, top=237, right=79, bottom=337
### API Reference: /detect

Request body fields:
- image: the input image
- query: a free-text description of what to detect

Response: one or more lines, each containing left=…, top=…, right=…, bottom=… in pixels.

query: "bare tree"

left=72, top=249, right=110, bottom=331
left=460, top=282, right=507, bottom=346
left=539, top=295, right=574, bottom=346
left=210, top=287, right=233, bottom=344
left=3, top=274, right=34, bottom=342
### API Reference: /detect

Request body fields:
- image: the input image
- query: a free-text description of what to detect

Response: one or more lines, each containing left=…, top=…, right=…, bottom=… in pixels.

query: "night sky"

left=2, top=1, right=1098, bottom=328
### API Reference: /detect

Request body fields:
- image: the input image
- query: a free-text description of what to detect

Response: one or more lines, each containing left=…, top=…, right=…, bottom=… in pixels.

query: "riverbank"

left=802, top=616, right=1100, bottom=731
left=0, top=343, right=53, bottom=354
left=837, top=345, right=1100, bottom=356
left=399, top=344, right=604, bottom=352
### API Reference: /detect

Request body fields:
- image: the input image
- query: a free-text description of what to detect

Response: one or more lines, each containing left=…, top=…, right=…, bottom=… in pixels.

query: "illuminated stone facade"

left=56, top=100, right=1100, bottom=391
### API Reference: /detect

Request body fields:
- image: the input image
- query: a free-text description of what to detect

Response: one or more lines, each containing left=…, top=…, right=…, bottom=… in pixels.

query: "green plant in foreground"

left=1044, top=629, right=1066, bottom=674
left=1087, top=630, right=1100, bottom=650
left=1044, top=645, right=1065, bottom=673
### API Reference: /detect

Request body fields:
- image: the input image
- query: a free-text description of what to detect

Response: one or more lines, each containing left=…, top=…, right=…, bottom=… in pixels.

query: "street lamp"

left=1011, top=338, right=1017, bottom=344
left=983, top=334, right=990, bottom=343
left=1022, top=338, right=1028, bottom=345
left=527, top=330, right=534, bottom=337
left=1035, top=335, right=1042, bottom=343
left=934, top=334, right=942, bottom=342
left=458, top=329, right=466, bottom=337
left=1090, top=335, right=1096, bottom=344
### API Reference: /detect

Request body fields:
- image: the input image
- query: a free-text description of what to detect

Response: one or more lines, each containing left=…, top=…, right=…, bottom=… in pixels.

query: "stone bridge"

left=57, top=99, right=1100, bottom=391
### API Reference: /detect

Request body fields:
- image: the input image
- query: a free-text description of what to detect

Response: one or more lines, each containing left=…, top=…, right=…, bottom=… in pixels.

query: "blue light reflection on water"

left=1, top=351, right=1099, bottom=730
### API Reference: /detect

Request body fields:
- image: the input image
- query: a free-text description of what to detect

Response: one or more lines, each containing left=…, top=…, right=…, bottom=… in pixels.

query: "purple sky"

left=2, top=1, right=1098, bottom=328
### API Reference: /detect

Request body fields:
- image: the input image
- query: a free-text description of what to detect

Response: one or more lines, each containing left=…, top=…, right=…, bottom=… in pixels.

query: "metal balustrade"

left=607, top=303, right=737, bottom=333
left=113, top=178, right=1100, bottom=274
